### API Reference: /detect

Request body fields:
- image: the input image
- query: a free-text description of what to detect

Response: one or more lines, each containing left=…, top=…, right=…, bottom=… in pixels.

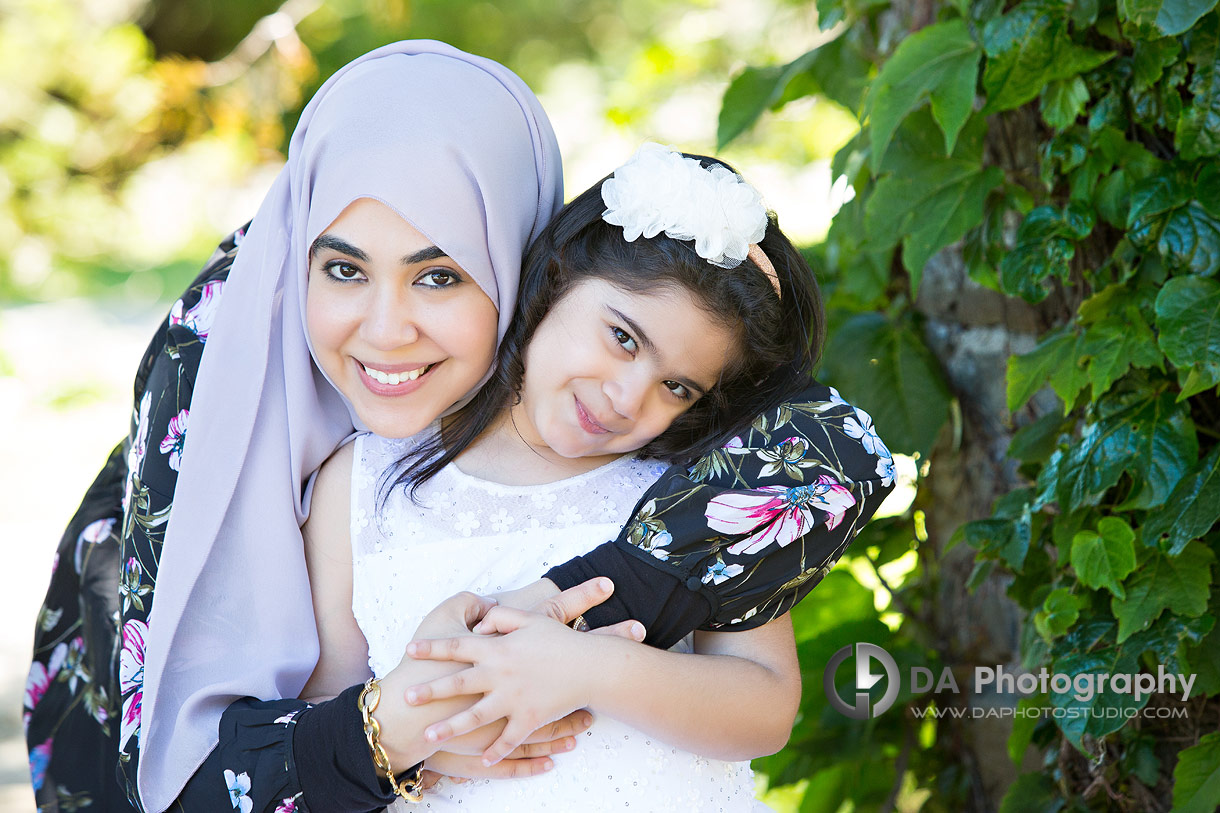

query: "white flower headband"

left=601, top=142, right=781, bottom=297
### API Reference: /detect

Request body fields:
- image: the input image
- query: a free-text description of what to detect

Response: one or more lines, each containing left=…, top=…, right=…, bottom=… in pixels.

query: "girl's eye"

left=612, top=326, right=638, bottom=355
left=325, top=261, right=365, bottom=282
left=664, top=380, right=692, bottom=400
left=417, top=269, right=461, bottom=288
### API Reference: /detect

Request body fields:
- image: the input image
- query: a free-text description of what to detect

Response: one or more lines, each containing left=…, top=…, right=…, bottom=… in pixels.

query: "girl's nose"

left=606, top=372, right=649, bottom=422
left=361, top=288, right=420, bottom=349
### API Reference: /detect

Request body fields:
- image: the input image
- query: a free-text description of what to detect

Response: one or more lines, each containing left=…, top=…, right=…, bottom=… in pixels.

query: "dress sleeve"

left=546, top=382, right=895, bottom=649
left=113, top=228, right=392, bottom=812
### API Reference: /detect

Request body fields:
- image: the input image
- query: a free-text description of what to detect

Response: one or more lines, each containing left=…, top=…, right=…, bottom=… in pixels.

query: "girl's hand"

left=421, top=723, right=585, bottom=784
left=405, top=606, right=645, bottom=766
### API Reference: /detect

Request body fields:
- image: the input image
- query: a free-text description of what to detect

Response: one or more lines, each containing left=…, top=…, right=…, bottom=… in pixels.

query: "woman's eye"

left=417, top=269, right=460, bottom=287
left=612, top=326, right=638, bottom=354
left=325, top=262, right=364, bottom=282
left=664, top=380, right=691, bottom=400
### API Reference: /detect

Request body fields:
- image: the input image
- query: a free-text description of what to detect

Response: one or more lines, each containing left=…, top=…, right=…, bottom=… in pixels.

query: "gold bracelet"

left=359, top=678, right=424, bottom=803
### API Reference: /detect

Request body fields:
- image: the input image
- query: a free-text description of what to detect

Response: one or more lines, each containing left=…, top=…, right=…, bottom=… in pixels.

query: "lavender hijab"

left=137, top=41, right=563, bottom=811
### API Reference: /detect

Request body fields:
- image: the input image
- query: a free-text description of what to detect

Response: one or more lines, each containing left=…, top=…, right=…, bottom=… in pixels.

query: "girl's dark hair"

left=392, top=153, right=824, bottom=496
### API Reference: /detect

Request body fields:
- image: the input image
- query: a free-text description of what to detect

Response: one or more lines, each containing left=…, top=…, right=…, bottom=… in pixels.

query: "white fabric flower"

left=601, top=142, right=767, bottom=268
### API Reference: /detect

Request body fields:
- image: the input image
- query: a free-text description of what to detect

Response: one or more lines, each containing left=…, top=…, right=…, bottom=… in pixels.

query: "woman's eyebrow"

left=403, top=246, right=449, bottom=265
left=308, top=237, right=448, bottom=266
left=310, top=234, right=367, bottom=261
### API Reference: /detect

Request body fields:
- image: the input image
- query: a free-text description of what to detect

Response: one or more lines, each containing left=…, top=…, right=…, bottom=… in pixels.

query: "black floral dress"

left=24, top=230, right=895, bottom=812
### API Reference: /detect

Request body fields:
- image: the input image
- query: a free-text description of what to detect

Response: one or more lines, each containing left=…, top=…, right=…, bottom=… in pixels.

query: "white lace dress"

left=350, top=431, right=766, bottom=812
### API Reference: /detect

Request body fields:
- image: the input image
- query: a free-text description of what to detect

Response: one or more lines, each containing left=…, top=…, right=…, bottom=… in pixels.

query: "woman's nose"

left=361, top=288, right=420, bottom=349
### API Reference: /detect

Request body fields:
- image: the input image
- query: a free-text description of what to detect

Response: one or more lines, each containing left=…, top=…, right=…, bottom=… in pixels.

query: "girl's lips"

left=357, top=359, right=440, bottom=397
left=574, top=396, right=610, bottom=435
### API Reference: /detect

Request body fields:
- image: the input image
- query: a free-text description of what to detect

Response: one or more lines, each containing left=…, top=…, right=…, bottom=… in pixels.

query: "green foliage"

left=720, top=0, right=1220, bottom=806
left=1171, top=730, right=1220, bottom=812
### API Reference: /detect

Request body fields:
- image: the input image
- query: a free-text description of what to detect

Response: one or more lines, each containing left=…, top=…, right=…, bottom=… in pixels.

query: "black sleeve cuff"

left=293, top=684, right=398, bottom=812
left=545, top=543, right=712, bottom=649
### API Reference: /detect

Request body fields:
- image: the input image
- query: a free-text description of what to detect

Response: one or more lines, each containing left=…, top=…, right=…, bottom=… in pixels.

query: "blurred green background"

left=0, top=0, right=855, bottom=307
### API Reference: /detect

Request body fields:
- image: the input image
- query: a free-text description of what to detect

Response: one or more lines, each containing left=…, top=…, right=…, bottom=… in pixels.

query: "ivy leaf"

left=982, top=0, right=1115, bottom=113
left=868, top=163, right=1002, bottom=292
left=1009, top=410, right=1068, bottom=464
left=1006, top=327, right=1089, bottom=412
left=718, top=63, right=791, bottom=149
left=1055, top=381, right=1197, bottom=512
left=1119, top=0, right=1220, bottom=37
left=1128, top=173, right=1220, bottom=276
left=1000, top=206, right=1078, bottom=303
left=1143, top=445, right=1220, bottom=556
left=1078, top=308, right=1164, bottom=399
left=819, top=312, right=952, bottom=457
left=717, top=37, right=872, bottom=148
left=1041, top=76, right=1090, bottom=129
left=1070, top=517, right=1137, bottom=598
left=1172, top=731, right=1220, bottom=813
left=1155, top=276, right=1220, bottom=396
left=1133, top=37, right=1184, bottom=89
left=867, top=18, right=981, bottom=170
left=779, top=35, right=872, bottom=114
left=1035, top=587, right=1084, bottom=640
left=1111, top=541, right=1214, bottom=643
left=999, top=773, right=1065, bottom=813
left=963, top=515, right=1032, bottom=569
left=1051, top=644, right=1145, bottom=748
left=1184, top=615, right=1220, bottom=695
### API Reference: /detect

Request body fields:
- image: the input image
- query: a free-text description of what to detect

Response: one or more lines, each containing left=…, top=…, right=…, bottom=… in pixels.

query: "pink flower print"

left=707, top=475, right=857, bottom=556
left=28, top=737, right=52, bottom=792
left=169, top=279, right=224, bottom=342
left=23, top=651, right=63, bottom=733
left=160, top=408, right=189, bottom=471
left=75, top=517, right=116, bottom=573
left=119, top=618, right=148, bottom=754
left=274, top=794, right=302, bottom=813
left=722, top=435, right=749, bottom=454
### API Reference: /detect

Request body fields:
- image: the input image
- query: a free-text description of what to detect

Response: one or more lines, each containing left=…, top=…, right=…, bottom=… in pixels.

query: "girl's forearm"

left=579, top=634, right=798, bottom=760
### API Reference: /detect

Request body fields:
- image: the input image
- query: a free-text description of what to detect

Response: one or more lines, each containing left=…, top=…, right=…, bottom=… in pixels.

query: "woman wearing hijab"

left=26, top=41, right=894, bottom=813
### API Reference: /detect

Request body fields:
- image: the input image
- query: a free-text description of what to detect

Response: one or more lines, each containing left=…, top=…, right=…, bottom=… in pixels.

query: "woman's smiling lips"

left=356, top=359, right=439, bottom=396
left=574, top=396, right=611, bottom=435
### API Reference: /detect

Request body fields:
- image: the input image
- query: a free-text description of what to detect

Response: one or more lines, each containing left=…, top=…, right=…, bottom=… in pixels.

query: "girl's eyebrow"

left=608, top=306, right=711, bottom=396
left=309, top=235, right=449, bottom=266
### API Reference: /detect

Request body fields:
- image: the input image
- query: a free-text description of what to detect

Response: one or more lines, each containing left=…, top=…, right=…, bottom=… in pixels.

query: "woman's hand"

left=405, top=604, right=645, bottom=766
left=420, top=710, right=592, bottom=785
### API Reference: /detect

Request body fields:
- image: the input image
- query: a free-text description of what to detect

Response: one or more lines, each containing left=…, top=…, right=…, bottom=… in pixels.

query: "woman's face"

left=306, top=197, right=499, bottom=439
left=510, top=278, right=739, bottom=464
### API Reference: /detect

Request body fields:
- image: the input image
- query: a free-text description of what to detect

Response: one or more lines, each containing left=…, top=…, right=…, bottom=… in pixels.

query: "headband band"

left=601, top=142, right=781, bottom=298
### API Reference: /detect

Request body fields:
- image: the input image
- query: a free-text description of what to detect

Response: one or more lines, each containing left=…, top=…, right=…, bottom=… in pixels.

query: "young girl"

left=302, top=143, right=830, bottom=810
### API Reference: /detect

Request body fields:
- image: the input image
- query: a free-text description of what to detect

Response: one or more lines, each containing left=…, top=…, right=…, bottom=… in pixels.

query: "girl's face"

left=306, top=197, right=499, bottom=439
left=510, top=278, right=739, bottom=464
